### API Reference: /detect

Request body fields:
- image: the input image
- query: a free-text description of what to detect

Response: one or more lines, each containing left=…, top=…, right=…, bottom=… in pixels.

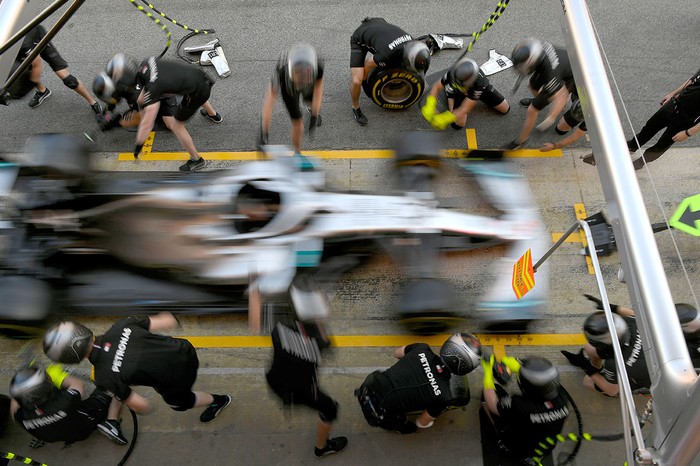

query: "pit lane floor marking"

left=184, top=333, right=587, bottom=359
left=466, top=128, right=478, bottom=149
left=574, top=203, right=595, bottom=275
left=117, top=148, right=562, bottom=161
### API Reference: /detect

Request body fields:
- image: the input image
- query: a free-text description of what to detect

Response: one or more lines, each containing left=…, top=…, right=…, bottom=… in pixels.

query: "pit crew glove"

left=561, top=349, right=600, bottom=376
left=500, top=355, right=522, bottom=375
left=421, top=95, right=438, bottom=123
left=46, top=364, right=70, bottom=389
left=504, top=139, right=527, bottom=150
left=482, top=353, right=496, bottom=390
left=134, top=144, right=143, bottom=159
left=430, top=111, right=457, bottom=131
left=584, top=294, right=620, bottom=314
left=258, top=127, right=269, bottom=150
left=96, top=111, right=122, bottom=132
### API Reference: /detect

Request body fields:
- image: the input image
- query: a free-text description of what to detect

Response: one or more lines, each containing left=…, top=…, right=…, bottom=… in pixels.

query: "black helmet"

left=43, top=321, right=93, bottom=364
left=93, top=72, right=118, bottom=105
left=439, top=332, right=482, bottom=375
left=449, top=58, right=479, bottom=93
left=106, top=53, right=139, bottom=85
left=518, top=357, right=561, bottom=400
left=287, top=43, right=318, bottom=90
left=403, top=41, right=431, bottom=74
left=10, top=367, right=53, bottom=406
left=511, top=38, right=544, bottom=75
left=583, top=311, right=630, bottom=358
left=676, top=303, right=700, bottom=340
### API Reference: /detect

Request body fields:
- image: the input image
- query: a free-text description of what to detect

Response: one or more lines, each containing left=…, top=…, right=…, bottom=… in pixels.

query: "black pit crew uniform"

left=13, top=387, right=111, bottom=444
left=88, top=317, right=200, bottom=411
left=356, top=343, right=457, bottom=434
left=137, top=57, right=215, bottom=121
left=271, top=54, right=325, bottom=120
left=527, top=42, right=575, bottom=111
left=484, top=385, right=570, bottom=463
left=597, top=316, right=651, bottom=394
left=98, top=75, right=177, bottom=132
left=266, top=322, right=338, bottom=422
left=442, top=69, right=507, bottom=110
left=350, top=18, right=413, bottom=68
left=628, top=68, right=700, bottom=169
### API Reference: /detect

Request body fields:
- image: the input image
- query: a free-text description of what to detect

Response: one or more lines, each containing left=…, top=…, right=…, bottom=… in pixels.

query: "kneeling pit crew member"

left=42, top=314, right=232, bottom=444
left=356, top=332, right=481, bottom=434
left=481, top=355, right=570, bottom=464
left=423, top=57, right=509, bottom=131
left=561, top=295, right=651, bottom=397
left=10, top=364, right=124, bottom=447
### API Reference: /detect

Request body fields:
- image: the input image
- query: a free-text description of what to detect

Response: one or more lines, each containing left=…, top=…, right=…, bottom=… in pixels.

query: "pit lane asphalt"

left=2, top=0, right=700, bottom=464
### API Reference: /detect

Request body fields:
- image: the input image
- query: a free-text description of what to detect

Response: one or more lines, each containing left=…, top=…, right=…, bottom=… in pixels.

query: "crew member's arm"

left=134, top=88, right=160, bottom=156
left=516, top=104, right=540, bottom=144
left=147, top=312, right=179, bottom=332
left=46, top=364, right=84, bottom=395
left=10, top=398, right=20, bottom=416
left=123, top=391, right=151, bottom=414
left=537, top=87, right=569, bottom=131
left=429, top=80, right=444, bottom=99
left=261, top=85, right=277, bottom=139
left=586, top=372, right=620, bottom=397
left=482, top=354, right=499, bottom=415
left=540, top=127, right=586, bottom=151
left=661, top=77, right=693, bottom=105
left=310, top=78, right=323, bottom=117
left=673, top=121, right=700, bottom=142
left=452, top=97, right=478, bottom=123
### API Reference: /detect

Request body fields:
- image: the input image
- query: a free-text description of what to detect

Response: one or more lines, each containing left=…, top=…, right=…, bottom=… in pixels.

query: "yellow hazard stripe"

left=183, top=333, right=587, bottom=348
left=117, top=148, right=562, bottom=161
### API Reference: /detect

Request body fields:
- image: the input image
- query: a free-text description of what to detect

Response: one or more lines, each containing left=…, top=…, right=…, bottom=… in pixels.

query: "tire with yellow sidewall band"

left=362, top=67, right=425, bottom=110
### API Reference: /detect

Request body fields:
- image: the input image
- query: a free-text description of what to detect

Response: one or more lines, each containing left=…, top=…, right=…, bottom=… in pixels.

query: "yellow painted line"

left=117, top=148, right=563, bottom=161
left=574, top=203, right=595, bottom=275
left=142, top=132, right=155, bottom=157
left=466, top=128, right=478, bottom=149
left=551, top=232, right=582, bottom=243
left=183, top=333, right=587, bottom=349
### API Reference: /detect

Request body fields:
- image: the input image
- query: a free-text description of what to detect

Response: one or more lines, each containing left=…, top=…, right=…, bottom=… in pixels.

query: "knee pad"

left=62, top=74, right=79, bottom=90
left=555, top=127, right=568, bottom=135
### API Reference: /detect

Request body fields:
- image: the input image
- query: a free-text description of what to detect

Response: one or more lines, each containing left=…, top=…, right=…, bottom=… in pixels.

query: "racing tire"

left=398, top=279, right=462, bottom=335
left=362, top=68, right=425, bottom=110
left=0, top=276, right=52, bottom=338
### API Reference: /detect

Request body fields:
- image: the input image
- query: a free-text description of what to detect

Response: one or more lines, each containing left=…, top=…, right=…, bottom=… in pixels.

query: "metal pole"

left=532, top=221, right=579, bottom=272
left=0, top=0, right=42, bottom=90
left=0, top=0, right=85, bottom=98
left=560, top=1, right=698, bottom=464
left=0, top=0, right=71, bottom=56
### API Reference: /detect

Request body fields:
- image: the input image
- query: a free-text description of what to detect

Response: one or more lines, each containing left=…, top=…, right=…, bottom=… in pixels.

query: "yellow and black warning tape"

left=1, top=451, right=48, bottom=466
left=459, top=0, right=511, bottom=58
left=126, top=0, right=214, bottom=59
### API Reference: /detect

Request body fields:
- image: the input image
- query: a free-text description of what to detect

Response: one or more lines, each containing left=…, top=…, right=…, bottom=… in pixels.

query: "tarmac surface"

left=1, top=0, right=699, bottom=465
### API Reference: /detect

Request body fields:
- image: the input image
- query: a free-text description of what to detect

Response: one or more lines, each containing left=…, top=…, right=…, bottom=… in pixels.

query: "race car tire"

left=362, top=68, right=425, bottom=110
left=398, top=278, right=462, bottom=335
left=0, top=276, right=52, bottom=338
left=24, top=133, right=90, bottom=179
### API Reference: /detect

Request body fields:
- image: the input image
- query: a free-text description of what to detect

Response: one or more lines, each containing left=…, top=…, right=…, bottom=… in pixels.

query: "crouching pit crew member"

left=481, top=355, right=570, bottom=465
left=42, top=314, right=232, bottom=444
left=356, top=332, right=481, bottom=434
left=10, top=364, right=123, bottom=447
left=561, top=295, right=651, bottom=397
left=349, top=17, right=430, bottom=125
left=423, top=57, right=509, bottom=131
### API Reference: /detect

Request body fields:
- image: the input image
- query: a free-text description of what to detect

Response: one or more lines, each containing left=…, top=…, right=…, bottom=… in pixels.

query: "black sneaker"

left=91, top=101, right=102, bottom=114
left=28, top=88, right=51, bottom=108
left=504, top=139, right=526, bottom=150
left=179, top=157, right=206, bottom=172
left=352, top=108, right=368, bottom=126
left=98, top=419, right=128, bottom=446
left=314, top=437, right=348, bottom=458
left=199, top=108, right=223, bottom=123
left=581, top=153, right=596, bottom=166
left=519, top=97, right=533, bottom=107
left=200, top=394, right=231, bottom=423
left=305, top=106, right=322, bottom=126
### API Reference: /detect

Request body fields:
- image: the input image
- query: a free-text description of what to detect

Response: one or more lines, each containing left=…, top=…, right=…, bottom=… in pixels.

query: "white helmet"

left=43, top=321, right=93, bottom=364
left=439, top=332, right=482, bottom=375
